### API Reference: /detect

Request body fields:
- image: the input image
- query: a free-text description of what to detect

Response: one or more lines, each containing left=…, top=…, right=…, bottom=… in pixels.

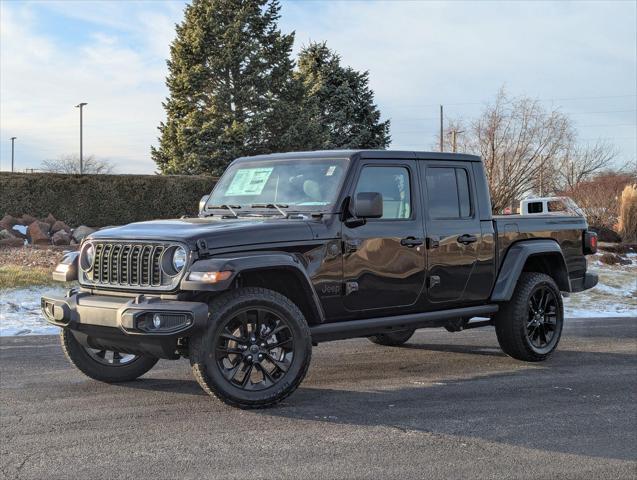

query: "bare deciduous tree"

left=41, top=154, right=115, bottom=174
left=556, top=141, right=618, bottom=192
left=437, top=88, right=619, bottom=213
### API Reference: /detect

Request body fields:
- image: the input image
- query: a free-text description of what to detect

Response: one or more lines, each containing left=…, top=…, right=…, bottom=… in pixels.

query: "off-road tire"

left=190, top=287, right=312, bottom=409
left=60, top=328, right=158, bottom=382
left=495, top=272, right=564, bottom=362
left=368, top=329, right=416, bottom=346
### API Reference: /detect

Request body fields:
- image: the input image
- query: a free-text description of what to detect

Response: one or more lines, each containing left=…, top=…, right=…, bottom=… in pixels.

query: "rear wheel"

left=495, top=272, right=564, bottom=361
left=368, top=329, right=415, bottom=347
left=60, top=328, right=158, bottom=382
left=190, top=288, right=312, bottom=409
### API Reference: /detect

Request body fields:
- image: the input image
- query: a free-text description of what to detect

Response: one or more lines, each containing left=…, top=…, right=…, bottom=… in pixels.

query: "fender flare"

left=181, top=251, right=325, bottom=323
left=490, top=239, right=570, bottom=302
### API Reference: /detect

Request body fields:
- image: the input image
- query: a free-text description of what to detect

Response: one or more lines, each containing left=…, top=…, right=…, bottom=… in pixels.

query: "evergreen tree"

left=296, top=42, right=391, bottom=150
left=152, top=0, right=310, bottom=175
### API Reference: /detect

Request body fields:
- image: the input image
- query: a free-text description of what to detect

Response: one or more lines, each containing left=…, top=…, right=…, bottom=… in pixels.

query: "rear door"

left=420, top=162, right=482, bottom=304
left=342, top=160, right=426, bottom=313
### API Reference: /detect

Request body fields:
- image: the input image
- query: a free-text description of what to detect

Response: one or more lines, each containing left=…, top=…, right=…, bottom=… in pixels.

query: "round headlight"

left=172, top=247, right=187, bottom=272
left=83, top=244, right=95, bottom=270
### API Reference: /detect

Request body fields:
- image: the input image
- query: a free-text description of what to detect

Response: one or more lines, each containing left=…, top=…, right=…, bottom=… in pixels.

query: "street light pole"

left=75, top=102, right=87, bottom=174
left=10, top=137, right=16, bottom=172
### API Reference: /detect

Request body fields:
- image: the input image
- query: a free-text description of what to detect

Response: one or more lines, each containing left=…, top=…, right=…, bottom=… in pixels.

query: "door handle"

left=457, top=234, right=478, bottom=245
left=400, top=237, right=424, bottom=248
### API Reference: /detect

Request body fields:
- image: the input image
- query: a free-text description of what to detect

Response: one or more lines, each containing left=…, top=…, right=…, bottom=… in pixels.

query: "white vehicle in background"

left=520, top=196, right=584, bottom=216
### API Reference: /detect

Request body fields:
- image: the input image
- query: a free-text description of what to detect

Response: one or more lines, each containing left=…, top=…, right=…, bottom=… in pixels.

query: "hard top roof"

left=234, top=150, right=481, bottom=163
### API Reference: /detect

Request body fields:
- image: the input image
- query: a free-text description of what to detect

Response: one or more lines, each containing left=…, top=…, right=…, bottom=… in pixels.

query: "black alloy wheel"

left=215, top=307, right=295, bottom=391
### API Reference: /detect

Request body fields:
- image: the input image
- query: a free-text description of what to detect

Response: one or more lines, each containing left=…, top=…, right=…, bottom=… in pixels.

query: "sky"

left=1, top=0, right=635, bottom=174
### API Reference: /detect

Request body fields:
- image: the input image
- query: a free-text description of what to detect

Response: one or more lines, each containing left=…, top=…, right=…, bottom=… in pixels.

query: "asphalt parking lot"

left=1, top=317, right=636, bottom=480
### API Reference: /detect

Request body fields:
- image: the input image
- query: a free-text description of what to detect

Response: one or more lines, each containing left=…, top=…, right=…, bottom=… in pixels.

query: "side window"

left=355, top=166, right=411, bottom=219
left=547, top=200, right=566, bottom=212
left=426, top=167, right=472, bottom=219
left=527, top=202, right=544, bottom=214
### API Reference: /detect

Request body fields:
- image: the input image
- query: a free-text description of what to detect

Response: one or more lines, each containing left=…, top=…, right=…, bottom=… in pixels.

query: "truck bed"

left=493, top=214, right=588, bottom=281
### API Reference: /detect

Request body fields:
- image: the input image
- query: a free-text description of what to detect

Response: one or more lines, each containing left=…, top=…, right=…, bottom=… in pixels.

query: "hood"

left=89, top=217, right=315, bottom=250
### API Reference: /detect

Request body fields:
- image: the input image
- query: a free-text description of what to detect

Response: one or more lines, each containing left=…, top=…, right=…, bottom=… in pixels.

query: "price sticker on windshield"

left=225, top=167, right=274, bottom=196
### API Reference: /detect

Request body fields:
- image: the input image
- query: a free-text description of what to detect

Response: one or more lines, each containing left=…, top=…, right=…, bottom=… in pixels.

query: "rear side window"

left=547, top=200, right=566, bottom=212
left=426, top=167, right=472, bottom=219
left=355, top=166, right=411, bottom=219
left=527, top=202, right=544, bottom=213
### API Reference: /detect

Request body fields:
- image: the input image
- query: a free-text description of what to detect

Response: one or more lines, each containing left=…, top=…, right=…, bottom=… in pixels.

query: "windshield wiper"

left=250, top=203, right=289, bottom=218
left=207, top=204, right=241, bottom=218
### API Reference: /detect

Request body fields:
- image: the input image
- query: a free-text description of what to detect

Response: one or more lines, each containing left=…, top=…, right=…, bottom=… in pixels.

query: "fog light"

left=136, top=312, right=193, bottom=333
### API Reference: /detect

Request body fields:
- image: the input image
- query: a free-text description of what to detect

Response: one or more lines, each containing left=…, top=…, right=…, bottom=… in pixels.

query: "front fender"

left=180, top=251, right=325, bottom=322
left=491, top=240, right=570, bottom=302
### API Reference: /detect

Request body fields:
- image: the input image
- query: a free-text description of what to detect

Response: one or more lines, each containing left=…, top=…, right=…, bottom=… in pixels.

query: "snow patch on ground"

left=0, top=285, right=67, bottom=336
left=1, top=258, right=635, bottom=336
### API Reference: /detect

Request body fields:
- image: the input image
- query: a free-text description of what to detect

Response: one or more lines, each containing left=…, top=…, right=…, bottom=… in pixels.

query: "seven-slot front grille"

left=91, top=243, right=166, bottom=287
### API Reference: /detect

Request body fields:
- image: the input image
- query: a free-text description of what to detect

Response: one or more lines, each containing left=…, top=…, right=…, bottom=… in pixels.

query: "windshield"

left=206, top=158, right=349, bottom=213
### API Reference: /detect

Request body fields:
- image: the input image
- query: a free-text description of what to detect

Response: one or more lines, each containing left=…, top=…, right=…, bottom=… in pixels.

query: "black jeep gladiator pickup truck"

left=42, top=150, right=598, bottom=408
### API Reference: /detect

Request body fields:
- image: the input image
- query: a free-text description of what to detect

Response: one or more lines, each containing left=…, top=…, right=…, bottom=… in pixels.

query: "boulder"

left=43, top=213, right=57, bottom=226
left=599, top=253, right=622, bottom=265
left=51, top=220, right=71, bottom=234
left=27, top=221, right=51, bottom=245
left=0, top=214, right=19, bottom=231
left=0, top=229, right=14, bottom=240
left=590, top=226, right=622, bottom=243
left=21, top=214, right=37, bottom=226
left=0, top=237, right=24, bottom=247
left=51, top=230, right=71, bottom=246
left=72, top=225, right=96, bottom=243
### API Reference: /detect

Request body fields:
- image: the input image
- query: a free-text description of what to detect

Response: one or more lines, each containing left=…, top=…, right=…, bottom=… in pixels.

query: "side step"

left=309, top=304, right=499, bottom=343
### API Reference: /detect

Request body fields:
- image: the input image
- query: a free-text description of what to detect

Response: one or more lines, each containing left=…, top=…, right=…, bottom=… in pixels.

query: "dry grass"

left=618, top=184, right=637, bottom=243
left=0, top=246, right=72, bottom=289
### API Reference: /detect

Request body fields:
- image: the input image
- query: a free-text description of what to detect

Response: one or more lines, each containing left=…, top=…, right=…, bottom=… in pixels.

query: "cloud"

left=0, top=1, right=180, bottom=173
left=1, top=0, right=635, bottom=173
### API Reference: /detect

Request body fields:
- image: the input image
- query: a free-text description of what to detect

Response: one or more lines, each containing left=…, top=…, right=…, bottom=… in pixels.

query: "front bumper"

left=41, top=290, right=208, bottom=358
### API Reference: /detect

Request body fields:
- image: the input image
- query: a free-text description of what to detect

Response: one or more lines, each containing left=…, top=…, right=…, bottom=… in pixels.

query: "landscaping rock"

left=0, top=214, right=19, bottom=231
left=72, top=225, right=96, bottom=242
left=599, top=253, right=630, bottom=265
left=0, top=237, right=24, bottom=248
left=51, top=220, right=71, bottom=234
left=21, top=214, right=37, bottom=226
left=0, top=229, right=14, bottom=240
left=590, top=226, right=622, bottom=243
left=27, top=221, right=51, bottom=245
left=43, top=213, right=57, bottom=226
left=51, top=230, right=71, bottom=246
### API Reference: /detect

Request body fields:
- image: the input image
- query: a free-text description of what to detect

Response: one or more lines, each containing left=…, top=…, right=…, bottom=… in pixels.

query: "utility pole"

left=10, top=137, right=16, bottom=172
left=439, top=105, right=444, bottom=152
left=449, top=129, right=464, bottom=153
left=75, top=102, right=87, bottom=174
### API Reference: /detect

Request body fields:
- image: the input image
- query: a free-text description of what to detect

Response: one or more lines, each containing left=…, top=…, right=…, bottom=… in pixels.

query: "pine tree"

left=152, top=0, right=309, bottom=175
left=296, top=42, right=391, bottom=150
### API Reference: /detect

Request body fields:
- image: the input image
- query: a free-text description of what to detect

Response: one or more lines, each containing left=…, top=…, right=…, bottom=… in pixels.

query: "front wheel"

left=495, top=272, right=564, bottom=362
left=60, top=329, right=158, bottom=382
left=190, top=288, right=312, bottom=409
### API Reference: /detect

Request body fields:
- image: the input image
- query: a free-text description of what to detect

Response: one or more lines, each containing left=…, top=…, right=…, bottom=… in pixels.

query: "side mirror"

left=199, top=194, right=210, bottom=214
left=353, top=192, right=383, bottom=218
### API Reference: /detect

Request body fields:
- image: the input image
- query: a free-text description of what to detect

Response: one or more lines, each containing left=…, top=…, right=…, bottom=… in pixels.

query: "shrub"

left=0, top=173, right=217, bottom=227
left=618, top=184, right=637, bottom=243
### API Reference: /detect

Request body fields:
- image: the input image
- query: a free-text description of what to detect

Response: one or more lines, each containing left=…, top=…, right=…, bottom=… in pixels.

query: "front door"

left=342, top=160, right=426, bottom=313
left=420, top=162, right=482, bottom=304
